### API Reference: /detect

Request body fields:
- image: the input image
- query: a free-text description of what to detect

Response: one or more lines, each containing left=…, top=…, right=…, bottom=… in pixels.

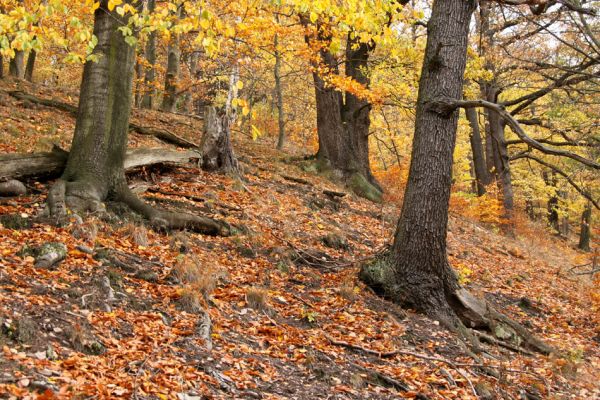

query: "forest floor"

left=0, top=79, right=599, bottom=399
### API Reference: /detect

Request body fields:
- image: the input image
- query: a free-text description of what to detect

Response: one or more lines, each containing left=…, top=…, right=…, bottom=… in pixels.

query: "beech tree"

left=46, top=0, right=229, bottom=236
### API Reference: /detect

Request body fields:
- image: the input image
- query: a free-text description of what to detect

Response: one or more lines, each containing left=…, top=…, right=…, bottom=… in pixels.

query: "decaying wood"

left=0, top=145, right=68, bottom=180
left=7, top=90, right=200, bottom=149
left=0, top=147, right=200, bottom=180
left=0, top=179, right=27, bottom=197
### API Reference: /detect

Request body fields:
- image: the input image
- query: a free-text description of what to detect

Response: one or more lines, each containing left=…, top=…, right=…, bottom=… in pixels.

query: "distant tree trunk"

left=544, top=171, right=560, bottom=234
left=140, top=0, right=157, bottom=109
left=161, top=7, right=181, bottom=112
left=24, top=49, right=36, bottom=82
left=9, top=51, right=24, bottom=79
left=182, top=51, right=199, bottom=113
left=303, top=19, right=382, bottom=201
left=386, top=0, right=475, bottom=328
left=274, top=33, right=286, bottom=150
left=578, top=202, right=592, bottom=251
left=466, top=107, right=489, bottom=196
left=199, top=68, right=239, bottom=174
left=343, top=36, right=383, bottom=195
left=493, top=120, right=515, bottom=216
left=134, top=57, right=143, bottom=107
left=0, top=55, right=4, bottom=79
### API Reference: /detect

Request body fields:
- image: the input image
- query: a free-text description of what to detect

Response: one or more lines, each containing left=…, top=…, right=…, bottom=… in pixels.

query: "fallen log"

left=7, top=91, right=200, bottom=149
left=0, top=147, right=200, bottom=180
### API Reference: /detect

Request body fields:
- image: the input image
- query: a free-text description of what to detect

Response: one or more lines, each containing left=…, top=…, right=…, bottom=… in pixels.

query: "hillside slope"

left=0, top=80, right=599, bottom=399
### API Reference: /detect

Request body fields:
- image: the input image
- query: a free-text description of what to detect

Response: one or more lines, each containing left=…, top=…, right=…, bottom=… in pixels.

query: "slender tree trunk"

left=24, top=49, right=36, bottom=82
left=182, top=51, right=199, bottom=113
left=274, top=33, right=286, bottom=150
left=387, top=0, right=475, bottom=328
left=493, top=120, right=515, bottom=215
left=466, top=107, right=489, bottom=195
left=579, top=202, right=592, bottom=251
left=544, top=171, right=560, bottom=234
left=140, top=0, right=157, bottom=109
left=161, top=7, right=181, bottom=113
left=0, top=55, right=4, bottom=79
left=134, top=57, right=143, bottom=108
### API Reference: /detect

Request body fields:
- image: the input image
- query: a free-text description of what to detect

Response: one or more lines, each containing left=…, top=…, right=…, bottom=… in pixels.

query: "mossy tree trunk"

left=48, top=0, right=229, bottom=236
left=304, top=20, right=382, bottom=201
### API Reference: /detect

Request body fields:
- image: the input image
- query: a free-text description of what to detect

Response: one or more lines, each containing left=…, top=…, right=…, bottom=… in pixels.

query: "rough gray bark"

left=46, top=0, right=228, bottom=236
left=140, top=0, right=156, bottom=109
left=274, top=33, right=286, bottom=150
left=578, top=202, right=592, bottom=251
left=385, top=0, right=476, bottom=331
left=200, top=106, right=238, bottom=173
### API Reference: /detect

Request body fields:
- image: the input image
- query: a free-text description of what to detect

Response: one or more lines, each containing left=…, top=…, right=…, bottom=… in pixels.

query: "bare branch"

left=428, top=98, right=600, bottom=170
left=510, top=153, right=600, bottom=210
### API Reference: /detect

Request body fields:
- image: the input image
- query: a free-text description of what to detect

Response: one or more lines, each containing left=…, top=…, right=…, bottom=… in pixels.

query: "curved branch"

left=430, top=98, right=600, bottom=170
left=511, top=153, right=600, bottom=210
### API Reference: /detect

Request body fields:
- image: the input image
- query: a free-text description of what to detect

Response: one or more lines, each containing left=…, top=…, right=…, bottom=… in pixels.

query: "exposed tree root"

left=46, top=179, right=230, bottom=236
left=359, top=255, right=555, bottom=356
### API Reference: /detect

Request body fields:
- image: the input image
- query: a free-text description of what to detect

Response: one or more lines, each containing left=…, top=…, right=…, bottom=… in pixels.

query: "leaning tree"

left=361, top=0, right=555, bottom=354
left=46, top=0, right=229, bottom=236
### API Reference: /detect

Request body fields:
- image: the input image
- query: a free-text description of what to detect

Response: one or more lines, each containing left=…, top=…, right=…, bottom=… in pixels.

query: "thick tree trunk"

left=48, top=1, right=228, bottom=236
left=579, top=202, right=592, bottom=251
left=24, top=49, right=36, bottom=82
left=274, top=33, right=286, bottom=150
left=386, top=0, right=476, bottom=329
left=466, top=107, right=489, bottom=195
left=344, top=37, right=383, bottom=195
left=304, top=21, right=382, bottom=201
left=140, top=0, right=157, bottom=109
left=9, top=51, right=24, bottom=79
left=360, top=0, right=553, bottom=356
left=59, top=0, right=137, bottom=212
